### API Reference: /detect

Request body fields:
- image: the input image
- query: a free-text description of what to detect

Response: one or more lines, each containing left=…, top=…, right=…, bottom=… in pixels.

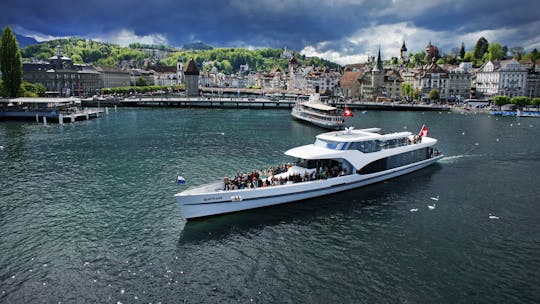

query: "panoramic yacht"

left=175, top=126, right=443, bottom=220
left=291, top=93, right=352, bottom=130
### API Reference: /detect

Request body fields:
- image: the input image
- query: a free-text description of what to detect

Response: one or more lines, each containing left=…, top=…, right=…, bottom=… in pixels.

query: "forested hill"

left=20, top=38, right=340, bottom=74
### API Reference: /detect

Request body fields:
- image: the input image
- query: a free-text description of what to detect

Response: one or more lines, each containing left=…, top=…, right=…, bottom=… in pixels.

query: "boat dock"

left=0, top=97, right=104, bottom=124
left=82, top=97, right=450, bottom=111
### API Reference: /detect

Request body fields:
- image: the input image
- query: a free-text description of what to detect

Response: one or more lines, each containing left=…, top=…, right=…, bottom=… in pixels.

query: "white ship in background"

left=291, top=94, right=353, bottom=130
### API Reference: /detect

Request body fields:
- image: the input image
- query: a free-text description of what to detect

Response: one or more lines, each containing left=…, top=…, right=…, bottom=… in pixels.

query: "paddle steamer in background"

left=291, top=93, right=353, bottom=130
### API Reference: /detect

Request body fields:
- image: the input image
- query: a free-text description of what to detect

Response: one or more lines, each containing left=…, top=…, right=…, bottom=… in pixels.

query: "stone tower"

left=288, top=56, right=299, bottom=90
left=184, top=59, right=199, bottom=97
left=400, top=41, right=408, bottom=63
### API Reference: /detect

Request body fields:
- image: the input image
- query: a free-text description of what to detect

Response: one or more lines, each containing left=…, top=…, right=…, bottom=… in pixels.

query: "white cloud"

left=300, top=22, right=527, bottom=65
left=11, top=25, right=169, bottom=47
left=301, top=45, right=369, bottom=65
left=93, top=29, right=169, bottom=46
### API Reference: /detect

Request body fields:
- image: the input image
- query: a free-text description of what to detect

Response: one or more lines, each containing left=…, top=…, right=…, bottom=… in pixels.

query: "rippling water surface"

left=1, top=108, right=539, bottom=303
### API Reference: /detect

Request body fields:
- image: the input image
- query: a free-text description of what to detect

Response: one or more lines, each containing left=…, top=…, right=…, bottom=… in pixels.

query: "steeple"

left=400, top=41, right=407, bottom=52
left=373, top=47, right=383, bottom=72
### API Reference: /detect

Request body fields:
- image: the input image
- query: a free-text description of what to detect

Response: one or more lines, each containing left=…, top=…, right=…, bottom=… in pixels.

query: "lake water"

left=1, top=108, right=539, bottom=303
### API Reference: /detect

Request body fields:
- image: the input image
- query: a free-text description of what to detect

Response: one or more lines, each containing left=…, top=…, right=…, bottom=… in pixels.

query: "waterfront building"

left=288, top=66, right=312, bottom=91
left=339, top=71, right=362, bottom=98
left=357, top=48, right=402, bottom=101
left=418, top=62, right=449, bottom=101
left=184, top=59, right=200, bottom=96
left=22, top=46, right=101, bottom=96
left=447, top=65, right=472, bottom=102
left=96, top=67, right=130, bottom=89
left=147, top=64, right=178, bottom=86
left=305, top=67, right=341, bottom=95
left=525, top=59, right=540, bottom=98
left=475, top=59, right=528, bottom=98
left=129, top=69, right=155, bottom=86
left=383, top=69, right=404, bottom=100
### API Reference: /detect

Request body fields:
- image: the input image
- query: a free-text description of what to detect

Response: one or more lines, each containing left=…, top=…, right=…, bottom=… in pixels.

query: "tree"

left=487, top=43, right=505, bottom=61
left=459, top=42, right=465, bottom=59
left=493, top=95, right=511, bottom=109
left=510, top=96, right=530, bottom=108
left=473, top=37, right=489, bottom=60
left=136, top=77, right=147, bottom=86
left=531, top=97, right=540, bottom=110
left=0, top=26, right=22, bottom=97
left=429, top=89, right=440, bottom=101
left=401, top=83, right=417, bottom=101
left=412, top=51, right=427, bottom=66
left=463, top=51, right=474, bottom=62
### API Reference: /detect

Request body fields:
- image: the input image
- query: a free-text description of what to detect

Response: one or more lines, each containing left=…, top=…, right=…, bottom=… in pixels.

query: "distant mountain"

left=183, top=42, right=213, bottom=50
left=15, top=34, right=39, bottom=48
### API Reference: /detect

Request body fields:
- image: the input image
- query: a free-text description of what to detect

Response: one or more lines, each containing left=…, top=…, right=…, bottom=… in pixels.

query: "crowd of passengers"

left=223, top=162, right=347, bottom=191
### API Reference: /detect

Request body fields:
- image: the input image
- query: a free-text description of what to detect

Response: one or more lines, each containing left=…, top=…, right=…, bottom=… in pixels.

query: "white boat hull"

left=291, top=110, right=344, bottom=130
left=175, top=155, right=443, bottom=220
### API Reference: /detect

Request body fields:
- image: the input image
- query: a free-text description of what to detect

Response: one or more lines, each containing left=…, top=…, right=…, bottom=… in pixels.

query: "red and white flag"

left=419, top=124, right=428, bottom=137
left=343, top=106, right=354, bottom=117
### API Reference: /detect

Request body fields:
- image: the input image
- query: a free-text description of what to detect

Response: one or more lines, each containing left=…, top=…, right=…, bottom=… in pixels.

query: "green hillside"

left=21, top=38, right=340, bottom=74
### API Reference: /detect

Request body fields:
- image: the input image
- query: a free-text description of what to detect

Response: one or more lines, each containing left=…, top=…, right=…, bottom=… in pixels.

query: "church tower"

left=400, top=41, right=408, bottom=63
left=288, top=55, right=299, bottom=90
left=371, top=47, right=385, bottom=93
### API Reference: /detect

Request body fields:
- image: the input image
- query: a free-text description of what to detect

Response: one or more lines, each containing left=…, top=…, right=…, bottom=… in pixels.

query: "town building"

left=130, top=69, right=154, bottom=86
left=95, top=67, right=130, bottom=89
left=525, top=59, right=540, bottom=98
left=147, top=64, right=178, bottom=86
left=305, top=67, right=341, bottom=95
left=418, top=62, right=449, bottom=100
left=475, top=59, right=528, bottom=98
left=339, top=71, right=362, bottom=98
left=22, top=46, right=101, bottom=96
left=358, top=48, right=403, bottom=101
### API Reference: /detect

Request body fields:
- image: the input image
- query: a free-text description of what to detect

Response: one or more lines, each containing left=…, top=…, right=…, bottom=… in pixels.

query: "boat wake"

left=439, top=154, right=482, bottom=163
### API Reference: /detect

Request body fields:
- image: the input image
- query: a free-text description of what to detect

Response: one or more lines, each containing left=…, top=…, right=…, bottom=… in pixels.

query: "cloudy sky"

left=1, top=0, right=539, bottom=64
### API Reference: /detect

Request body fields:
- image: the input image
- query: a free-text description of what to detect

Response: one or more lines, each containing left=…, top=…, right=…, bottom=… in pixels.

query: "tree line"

left=19, top=38, right=339, bottom=74
left=393, top=37, right=540, bottom=68
left=493, top=96, right=540, bottom=109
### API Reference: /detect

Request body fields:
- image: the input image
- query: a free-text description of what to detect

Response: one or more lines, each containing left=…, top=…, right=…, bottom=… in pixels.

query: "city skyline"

left=1, top=0, right=539, bottom=65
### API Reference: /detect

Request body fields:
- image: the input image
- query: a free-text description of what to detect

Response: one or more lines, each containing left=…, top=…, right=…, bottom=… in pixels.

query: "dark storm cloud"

left=1, top=0, right=539, bottom=57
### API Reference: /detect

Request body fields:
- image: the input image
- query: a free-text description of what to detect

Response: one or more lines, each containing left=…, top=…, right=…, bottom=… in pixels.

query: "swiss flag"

left=419, top=124, right=428, bottom=137
left=343, top=106, right=354, bottom=117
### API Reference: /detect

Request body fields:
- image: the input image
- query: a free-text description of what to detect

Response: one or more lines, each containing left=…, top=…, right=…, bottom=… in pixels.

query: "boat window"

left=295, top=159, right=318, bottom=169
left=314, top=139, right=343, bottom=150
left=357, top=148, right=430, bottom=174
left=348, top=140, right=381, bottom=153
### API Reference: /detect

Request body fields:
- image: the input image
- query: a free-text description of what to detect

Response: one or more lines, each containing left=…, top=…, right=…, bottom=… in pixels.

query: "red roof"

left=339, top=71, right=361, bottom=87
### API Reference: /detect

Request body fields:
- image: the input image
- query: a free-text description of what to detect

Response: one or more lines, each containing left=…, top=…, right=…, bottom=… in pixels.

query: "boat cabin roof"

left=302, top=102, right=337, bottom=111
left=317, top=127, right=412, bottom=143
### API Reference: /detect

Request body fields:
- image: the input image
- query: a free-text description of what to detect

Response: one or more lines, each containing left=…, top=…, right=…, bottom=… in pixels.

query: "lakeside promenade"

left=82, top=96, right=451, bottom=111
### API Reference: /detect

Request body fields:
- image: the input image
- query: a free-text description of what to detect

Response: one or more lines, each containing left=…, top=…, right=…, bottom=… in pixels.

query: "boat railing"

left=293, top=107, right=343, bottom=122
